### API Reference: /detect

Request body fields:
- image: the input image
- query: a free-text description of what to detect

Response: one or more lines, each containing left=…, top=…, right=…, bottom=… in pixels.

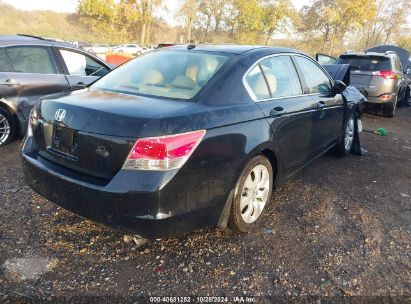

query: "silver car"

left=336, top=51, right=409, bottom=117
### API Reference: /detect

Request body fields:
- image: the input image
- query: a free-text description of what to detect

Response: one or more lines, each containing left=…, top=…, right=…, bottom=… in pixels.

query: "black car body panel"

left=22, top=45, right=365, bottom=239
left=322, top=64, right=350, bottom=85
left=0, top=35, right=112, bottom=138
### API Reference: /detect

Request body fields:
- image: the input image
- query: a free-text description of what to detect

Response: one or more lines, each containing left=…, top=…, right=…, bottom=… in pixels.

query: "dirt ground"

left=0, top=106, right=410, bottom=303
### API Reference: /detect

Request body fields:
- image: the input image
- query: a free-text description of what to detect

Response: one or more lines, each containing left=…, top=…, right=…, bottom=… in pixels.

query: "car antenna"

left=187, top=44, right=196, bottom=50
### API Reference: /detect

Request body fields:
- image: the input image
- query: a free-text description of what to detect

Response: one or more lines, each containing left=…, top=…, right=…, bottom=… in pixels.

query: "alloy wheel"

left=239, top=164, right=270, bottom=224
left=344, top=116, right=354, bottom=152
left=0, top=113, right=11, bottom=145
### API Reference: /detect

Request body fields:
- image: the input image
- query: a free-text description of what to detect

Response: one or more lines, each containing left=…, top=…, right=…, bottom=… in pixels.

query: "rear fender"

left=0, top=98, right=27, bottom=136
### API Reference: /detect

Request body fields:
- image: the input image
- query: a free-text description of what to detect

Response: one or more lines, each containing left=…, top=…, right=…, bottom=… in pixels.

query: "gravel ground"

left=0, top=107, right=410, bottom=303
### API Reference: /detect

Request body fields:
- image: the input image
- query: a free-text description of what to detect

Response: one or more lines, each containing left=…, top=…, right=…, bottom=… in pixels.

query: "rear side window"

left=0, top=48, right=13, bottom=72
left=245, top=56, right=302, bottom=100
left=245, top=65, right=270, bottom=100
left=6, top=46, right=56, bottom=74
left=337, top=56, right=391, bottom=71
left=294, top=56, right=331, bottom=94
left=59, top=49, right=109, bottom=77
left=259, top=56, right=302, bottom=98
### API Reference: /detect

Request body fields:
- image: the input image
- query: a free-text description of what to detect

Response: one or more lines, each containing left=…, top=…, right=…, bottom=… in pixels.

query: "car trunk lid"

left=33, top=89, right=193, bottom=180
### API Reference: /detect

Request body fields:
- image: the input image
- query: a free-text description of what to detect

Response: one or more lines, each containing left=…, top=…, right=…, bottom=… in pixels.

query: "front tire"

left=335, top=114, right=355, bottom=156
left=229, top=155, right=273, bottom=233
left=0, top=107, right=16, bottom=146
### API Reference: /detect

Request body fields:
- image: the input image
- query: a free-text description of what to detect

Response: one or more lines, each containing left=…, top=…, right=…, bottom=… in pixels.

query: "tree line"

left=0, top=0, right=410, bottom=55
left=76, top=0, right=411, bottom=54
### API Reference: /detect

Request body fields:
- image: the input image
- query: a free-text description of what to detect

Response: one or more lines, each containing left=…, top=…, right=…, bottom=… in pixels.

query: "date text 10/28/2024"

left=149, top=296, right=257, bottom=303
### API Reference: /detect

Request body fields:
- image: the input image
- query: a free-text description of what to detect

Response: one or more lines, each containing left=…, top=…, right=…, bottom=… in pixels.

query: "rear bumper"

left=22, top=138, right=226, bottom=239
left=364, top=94, right=396, bottom=105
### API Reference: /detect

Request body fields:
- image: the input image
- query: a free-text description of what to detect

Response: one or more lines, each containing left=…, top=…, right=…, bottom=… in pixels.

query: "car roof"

left=168, top=44, right=302, bottom=55
left=0, top=34, right=73, bottom=47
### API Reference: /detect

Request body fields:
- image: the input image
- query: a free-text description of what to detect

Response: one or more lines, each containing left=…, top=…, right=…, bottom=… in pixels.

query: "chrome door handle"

left=317, top=101, right=326, bottom=109
left=0, top=79, right=21, bottom=86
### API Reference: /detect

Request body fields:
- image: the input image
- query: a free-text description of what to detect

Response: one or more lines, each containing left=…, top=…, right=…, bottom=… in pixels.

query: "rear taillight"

left=122, top=130, right=206, bottom=171
left=372, top=70, right=399, bottom=79
left=378, top=93, right=393, bottom=100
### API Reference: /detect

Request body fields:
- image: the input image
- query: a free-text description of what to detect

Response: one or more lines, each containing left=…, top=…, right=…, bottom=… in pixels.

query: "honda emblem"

left=55, top=109, right=66, bottom=122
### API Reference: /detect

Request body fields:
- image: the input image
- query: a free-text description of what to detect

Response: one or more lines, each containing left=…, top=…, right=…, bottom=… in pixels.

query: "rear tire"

left=229, top=155, right=273, bottom=233
left=404, top=88, right=410, bottom=107
left=335, top=113, right=355, bottom=156
left=0, top=107, right=16, bottom=146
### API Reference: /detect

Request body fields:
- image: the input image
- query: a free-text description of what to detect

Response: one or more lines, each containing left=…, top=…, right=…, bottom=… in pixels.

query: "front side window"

left=245, top=55, right=302, bottom=100
left=59, top=49, right=109, bottom=77
left=6, top=46, right=56, bottom=74
left=0, top=48, right=13, bottom=72
left=92, top=50, right=231, bottom=100
left=294, top=56, right=331, bottom=94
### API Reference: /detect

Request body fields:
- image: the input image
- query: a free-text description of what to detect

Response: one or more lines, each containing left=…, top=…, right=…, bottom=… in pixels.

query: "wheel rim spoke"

left=0, top=114, right=11, bottom=144
left=344, top=117, right=354, bottom=151
left=240, top=164, right=270, bottom=224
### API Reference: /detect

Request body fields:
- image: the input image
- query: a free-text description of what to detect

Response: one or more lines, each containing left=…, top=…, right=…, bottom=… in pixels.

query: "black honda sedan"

left=22, top=45, right=365, bottom=239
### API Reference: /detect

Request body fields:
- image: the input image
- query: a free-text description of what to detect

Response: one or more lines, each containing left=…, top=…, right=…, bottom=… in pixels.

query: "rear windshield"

left=337, top=56, right=391, bottom=71
left=92, top=50, right=231, bottom=100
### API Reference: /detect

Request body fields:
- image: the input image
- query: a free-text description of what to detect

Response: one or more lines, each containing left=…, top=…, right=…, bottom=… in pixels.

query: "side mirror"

left=72, top=82, right=87, bottom=90
left=333, top=80, right=347, bottom=93
left=406, top=68, right=411, bottom=75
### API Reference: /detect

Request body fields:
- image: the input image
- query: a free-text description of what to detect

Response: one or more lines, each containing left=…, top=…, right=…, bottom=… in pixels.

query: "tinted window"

left=59, top=49, right=109, bottom=77
left=0, top=48, right=13, bottom=72
left=337, top=56, right=391, bottom=71
left=6, top=46, right=56, bottom=74
left=245, top=65, right=270, bottom=100
left=93, top=51, right=230, bottom=100
left=294, top=56, right=331, bottom=94
left=259, top=56, right=302, bottom=98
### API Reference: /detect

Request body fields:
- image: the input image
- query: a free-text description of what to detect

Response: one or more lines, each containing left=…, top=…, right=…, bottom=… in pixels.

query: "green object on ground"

left=376, top=128, right=388, bottom=136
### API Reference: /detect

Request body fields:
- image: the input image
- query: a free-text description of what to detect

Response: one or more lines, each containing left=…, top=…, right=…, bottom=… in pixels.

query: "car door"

left=293, top=55, right=345, bottom=152
left=53, top=47, right=111, bottom=90
left=0, top=45, right=70, bottom=121
left=243, top=54, right=321, bottom=176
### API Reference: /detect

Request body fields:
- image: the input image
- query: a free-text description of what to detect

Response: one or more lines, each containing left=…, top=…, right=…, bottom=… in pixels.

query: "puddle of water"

left=3, top=256, right=58, bottom=280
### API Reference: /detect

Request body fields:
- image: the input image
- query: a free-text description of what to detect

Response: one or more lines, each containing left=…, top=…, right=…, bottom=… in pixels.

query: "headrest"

left=171, top=75, right=197, bottom=90
left=143, top=69, right=164, bottom=85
